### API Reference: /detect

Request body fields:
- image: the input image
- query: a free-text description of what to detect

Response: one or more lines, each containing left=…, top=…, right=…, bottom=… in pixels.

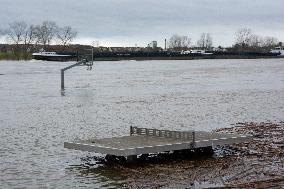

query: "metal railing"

left=130, top=126, right=195, bottom=141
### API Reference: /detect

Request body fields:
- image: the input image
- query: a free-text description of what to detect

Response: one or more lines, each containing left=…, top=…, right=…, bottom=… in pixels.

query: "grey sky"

left=0, top=0, right=283, bottom=47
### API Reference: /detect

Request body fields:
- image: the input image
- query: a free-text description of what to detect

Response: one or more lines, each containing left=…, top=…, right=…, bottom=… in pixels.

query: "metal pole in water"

left=92, top=47, right=94, bottom=63
left=61, top=69, right=64, bottom=90
left=60, top=59, right=90, bottom=90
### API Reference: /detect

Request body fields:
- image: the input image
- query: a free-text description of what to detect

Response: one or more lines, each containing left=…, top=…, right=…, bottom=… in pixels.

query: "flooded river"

left=0, top=59, right=283, bottom=188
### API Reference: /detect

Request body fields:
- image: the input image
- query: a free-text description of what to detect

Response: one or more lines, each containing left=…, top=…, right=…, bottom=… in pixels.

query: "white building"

left=147, top=41, right=158, bottom=48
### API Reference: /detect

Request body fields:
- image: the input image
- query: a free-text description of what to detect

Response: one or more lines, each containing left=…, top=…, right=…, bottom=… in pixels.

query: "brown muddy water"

left=0, top=59, right=283, bottom=188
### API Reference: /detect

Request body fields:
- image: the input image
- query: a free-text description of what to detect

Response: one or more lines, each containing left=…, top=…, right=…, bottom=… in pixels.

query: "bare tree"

left=168, top=34, right=191, bottom=49
left=34, top=21, right=58, bottom=49
left=5, top=21, right=27, bottom=45
left=5, top=22, right=38, bottom=59
left=4, top=21, right=29, bottom=59
left=248, top=34, right=262, bottom=47
left=262, top=36, right=279, bottom=47
left=169, top=34, right=180, bottom=48
left=234, top=28, right=279, bottom=51
left=205, top=34, right=213, bottom=49
left=180, top=36, right=191, bottom=48
left=1, top=21, right=78, bottom=60
left=235, top=28, right=253, bottom=46
left=197, top=33, right=206, bottom=48
left=197, top=33, right=212, bottom=49
left=22, top=25, right=37, bottom=59
left=56, top=26, right=77, bottom=49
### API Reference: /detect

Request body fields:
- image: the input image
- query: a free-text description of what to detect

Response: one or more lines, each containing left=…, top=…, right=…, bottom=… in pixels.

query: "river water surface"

left=0, top=59, right=283, bottom=188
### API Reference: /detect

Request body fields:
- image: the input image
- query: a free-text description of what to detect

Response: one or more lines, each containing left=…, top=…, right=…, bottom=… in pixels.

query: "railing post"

left=130, top=126, right=133, bottom=136
left=192, top=131, right=195, bottom=147
left=61, top=69, right=64, bottom=90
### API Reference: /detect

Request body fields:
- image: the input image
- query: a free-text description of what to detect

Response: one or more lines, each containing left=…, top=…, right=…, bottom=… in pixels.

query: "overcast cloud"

left=0, top=0, right=283, bottom=47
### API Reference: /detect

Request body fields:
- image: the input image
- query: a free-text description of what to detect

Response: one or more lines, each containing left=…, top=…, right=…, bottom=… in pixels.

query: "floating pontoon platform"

left=64, top=126, right=252, bottom=158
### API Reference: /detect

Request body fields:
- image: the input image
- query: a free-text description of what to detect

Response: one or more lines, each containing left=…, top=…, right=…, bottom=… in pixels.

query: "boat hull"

left=32, top=55, right=75, bottom=61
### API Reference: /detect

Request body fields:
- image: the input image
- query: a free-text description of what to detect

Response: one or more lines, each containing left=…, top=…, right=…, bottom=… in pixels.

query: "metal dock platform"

left=64, top=126, right=252, bottom=159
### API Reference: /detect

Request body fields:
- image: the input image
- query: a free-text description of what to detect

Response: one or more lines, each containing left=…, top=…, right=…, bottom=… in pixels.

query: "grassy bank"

left=0, top=52, right=32, bottom=60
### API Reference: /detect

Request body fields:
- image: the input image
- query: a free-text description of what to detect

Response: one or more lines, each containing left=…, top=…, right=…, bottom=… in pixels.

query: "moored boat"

left=32, top=51, right=77, bottom=61
left=181, top=49, right=213, bottom=55
left=270, top=47, right=284, bottom=56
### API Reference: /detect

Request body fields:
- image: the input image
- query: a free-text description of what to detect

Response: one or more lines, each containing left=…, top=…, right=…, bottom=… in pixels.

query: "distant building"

left=212, top=46, right=227, bottom=52
left=147, top=41, right=158, bottom=48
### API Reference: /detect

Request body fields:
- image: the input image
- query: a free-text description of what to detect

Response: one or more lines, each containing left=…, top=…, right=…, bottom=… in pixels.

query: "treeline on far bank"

left=0, top=21, right=283, bottom=61
left=0, top=21, right=77, bottom=60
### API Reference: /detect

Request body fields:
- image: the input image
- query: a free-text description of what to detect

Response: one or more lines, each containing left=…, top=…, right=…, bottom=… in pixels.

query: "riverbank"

left=0, top=52, right=31, bottom=60
left=0, top=52, right=282, bottom=61
left=93, top=55, right=282, bottom=61
left=113, top=122, right=284, bottom=188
